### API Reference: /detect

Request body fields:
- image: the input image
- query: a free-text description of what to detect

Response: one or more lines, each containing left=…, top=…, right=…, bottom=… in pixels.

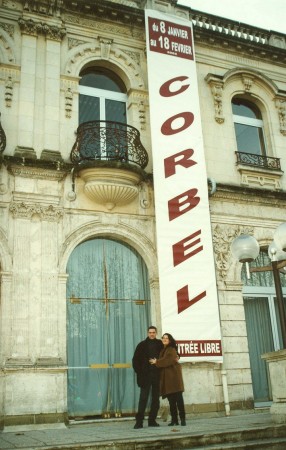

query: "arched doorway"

left=66, top=237, right=151, bottom=419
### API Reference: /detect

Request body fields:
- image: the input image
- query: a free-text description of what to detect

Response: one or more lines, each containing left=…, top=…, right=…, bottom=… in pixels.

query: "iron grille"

left=70, top=121, right=148, bottom=169
left=235, top=151, right=281, bottom=171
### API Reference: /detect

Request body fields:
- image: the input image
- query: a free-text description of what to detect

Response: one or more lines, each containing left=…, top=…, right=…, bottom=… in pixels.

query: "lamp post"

left=231, top=225, right=286, bottom=349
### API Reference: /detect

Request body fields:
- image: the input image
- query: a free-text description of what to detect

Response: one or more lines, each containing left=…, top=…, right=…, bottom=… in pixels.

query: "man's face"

left=148, top=329, right=157, bottom=340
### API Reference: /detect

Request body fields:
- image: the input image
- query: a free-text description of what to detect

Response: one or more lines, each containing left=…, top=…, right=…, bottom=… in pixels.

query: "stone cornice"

left=62, top=0, right=144, bottom=27
left=20, top=0, right=63, bottom=17
left=191, top=11, right=286, bottom=66
left=211, top=183, right=286, bottom=208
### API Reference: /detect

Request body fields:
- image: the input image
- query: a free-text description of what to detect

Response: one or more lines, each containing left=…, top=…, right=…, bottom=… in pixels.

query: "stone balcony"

left=70, top=120, right=149, bottom=209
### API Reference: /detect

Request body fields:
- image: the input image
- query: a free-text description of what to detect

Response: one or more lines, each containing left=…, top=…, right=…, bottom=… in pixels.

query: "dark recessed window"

left=232, top=98, right=266, bottom=155
left=79, top=68, right=127, bottom=124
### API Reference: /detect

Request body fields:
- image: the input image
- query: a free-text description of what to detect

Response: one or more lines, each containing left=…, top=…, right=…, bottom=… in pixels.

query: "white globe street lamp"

left=274, top=223, right=286, bottom=252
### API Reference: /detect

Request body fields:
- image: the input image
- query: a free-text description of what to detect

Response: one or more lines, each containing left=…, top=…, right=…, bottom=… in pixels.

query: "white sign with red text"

left=145, top=10, right=222, bottom=362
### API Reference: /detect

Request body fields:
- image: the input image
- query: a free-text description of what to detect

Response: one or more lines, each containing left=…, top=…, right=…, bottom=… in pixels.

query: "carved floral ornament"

left=212, top=223, right=254, bottom=280
left=18, top=17, right=66, bottom=40
left=275, top=97, right=286, bottom=136
left=9, top=202, right=64, bottom=222
left=205, top=71, right=286, bottom=135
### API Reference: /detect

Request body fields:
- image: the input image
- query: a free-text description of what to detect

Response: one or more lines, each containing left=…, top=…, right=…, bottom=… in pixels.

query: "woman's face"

left=162, top=334, right=170, bottom=346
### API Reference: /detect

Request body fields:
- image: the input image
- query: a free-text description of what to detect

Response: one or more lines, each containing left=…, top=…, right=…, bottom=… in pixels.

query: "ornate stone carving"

left=68, top=37, right=87, bottom=49
left=205, top=75, right=225, bottom=124
left=64, top=14, right=144, bottom=40
left=0, top=22, right=15, bottom=38
left=275, top=98, right=286, bottom=136
left=0, top=67, right=20, bottom=96
left=99, top=37, right=113, bottom=59
left=241, top=74, right=254, bottom=92
left=212, top=224, right=254, bottom=280
left=60, top=76, right=79, bottom=117
left=18, top=17, right=66, bottom=40
left=8, top=164, right=66, bottom=181
left=128, top=89, right=148, bottom=130
left=65, top=87, right=73, bottom=118
left=123, top=49, right=141, bottom=66
left=5, top=76, right=13, bottom=107
left=9, top=202, right=64, bottom=221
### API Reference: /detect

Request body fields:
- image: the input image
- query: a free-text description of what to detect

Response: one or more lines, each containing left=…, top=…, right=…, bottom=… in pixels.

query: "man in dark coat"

left=132, top=325, right=163, bottom=429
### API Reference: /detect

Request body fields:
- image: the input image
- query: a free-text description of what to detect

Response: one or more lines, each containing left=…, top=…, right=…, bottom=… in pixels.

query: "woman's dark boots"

left=168, top=395, right=179, bottom=426
left=177, top=393, right=186, bottom=426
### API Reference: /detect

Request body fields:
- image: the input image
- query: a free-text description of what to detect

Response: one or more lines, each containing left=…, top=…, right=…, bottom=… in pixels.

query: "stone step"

left=189, top=437, right=286, bottom=450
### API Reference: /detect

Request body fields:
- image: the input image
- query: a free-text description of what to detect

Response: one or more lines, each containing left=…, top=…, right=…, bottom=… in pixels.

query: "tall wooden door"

left=66, top=238, right=151, bottom=418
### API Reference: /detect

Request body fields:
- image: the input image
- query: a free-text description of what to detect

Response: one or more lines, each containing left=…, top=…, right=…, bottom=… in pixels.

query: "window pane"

left=242, top=250, right=286, bottom=288
left=105, top=101, right=127, bottom=161
left=232, top=101, right=260, bottom=119
left=79, top=94, right=100, bottom=124
left=234, top=123, right=264, bottom=155
left=106, top=100, right=126, bottom=123
left=80, top=72, right=126, bottom=93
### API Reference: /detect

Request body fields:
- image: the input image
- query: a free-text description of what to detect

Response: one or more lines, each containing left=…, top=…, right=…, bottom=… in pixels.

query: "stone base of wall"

left=185, top=399, right=254, bottom=416
left=1, top=412, right=68, bottom=429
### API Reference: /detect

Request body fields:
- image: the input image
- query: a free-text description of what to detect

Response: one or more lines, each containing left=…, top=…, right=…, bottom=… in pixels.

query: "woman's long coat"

left=155, top=346, right=184, bottom=397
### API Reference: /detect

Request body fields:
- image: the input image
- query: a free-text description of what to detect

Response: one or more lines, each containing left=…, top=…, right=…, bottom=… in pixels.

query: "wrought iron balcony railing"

left=235, top=151, right=281, bottom=171
left=70, top=121, right=148, bottom=169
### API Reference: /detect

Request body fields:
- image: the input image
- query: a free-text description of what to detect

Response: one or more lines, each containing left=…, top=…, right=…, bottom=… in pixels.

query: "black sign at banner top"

left=148, top=17, right=194, bottom=60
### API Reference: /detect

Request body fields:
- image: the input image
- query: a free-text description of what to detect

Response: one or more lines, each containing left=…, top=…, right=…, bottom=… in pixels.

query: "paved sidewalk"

left=0, top=411, right=284, bottom=450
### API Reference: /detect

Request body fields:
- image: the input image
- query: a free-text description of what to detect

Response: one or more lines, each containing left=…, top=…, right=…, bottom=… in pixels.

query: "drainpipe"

left=221, top=364, right=231, bottom=416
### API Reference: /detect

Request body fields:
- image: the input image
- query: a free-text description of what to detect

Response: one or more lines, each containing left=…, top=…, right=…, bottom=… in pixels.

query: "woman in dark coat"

left=150, top=333, right=186, bottom=426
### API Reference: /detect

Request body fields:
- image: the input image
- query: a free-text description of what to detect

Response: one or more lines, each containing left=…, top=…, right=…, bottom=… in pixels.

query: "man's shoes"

left=134, top=422, right=143, bottom=429
left=181, top=419, right=186, bottom=426
left=168, top=421, right=179, bottom=426
left=148, top=421, right=160, bottom=427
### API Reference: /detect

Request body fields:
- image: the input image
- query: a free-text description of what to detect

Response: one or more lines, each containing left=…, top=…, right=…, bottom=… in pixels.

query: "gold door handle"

left=89, top=364, right=109, bottom=369
left=112, top=363, right=131, bottom=368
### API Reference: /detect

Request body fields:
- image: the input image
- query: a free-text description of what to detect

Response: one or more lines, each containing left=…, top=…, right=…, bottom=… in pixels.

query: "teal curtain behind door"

left=67, top=238, right=151, bottom=418
left=244, top=297, right=274, bottom=402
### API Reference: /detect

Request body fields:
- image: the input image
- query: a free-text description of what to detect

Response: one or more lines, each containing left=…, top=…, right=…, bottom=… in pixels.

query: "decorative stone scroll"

left=128, top=89, right=149, bottom=130
left=9, top=202, right=64, bottom=221
left=275, top=98, right=286, bottom=136
left=0, top=67, right=20, bottom=108
left=61, top=76, right=79, bottom=119
left=205, top=74, right=225, bottom=124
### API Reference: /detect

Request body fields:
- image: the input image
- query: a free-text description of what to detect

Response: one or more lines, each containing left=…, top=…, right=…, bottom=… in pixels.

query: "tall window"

left=232, top=98, right=266, bottom=155
left=79, top=68, right=127, bottom=125
left=78, top=68, right=128, bottom=161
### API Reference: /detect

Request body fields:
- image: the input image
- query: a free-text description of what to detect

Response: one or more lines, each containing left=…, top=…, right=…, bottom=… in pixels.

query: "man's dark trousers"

left=136, top=370, right=160, bottom=424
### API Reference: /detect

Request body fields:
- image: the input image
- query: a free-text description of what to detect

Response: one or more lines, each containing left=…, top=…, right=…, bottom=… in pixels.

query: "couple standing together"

left=132, top=326, right=186, bottom=429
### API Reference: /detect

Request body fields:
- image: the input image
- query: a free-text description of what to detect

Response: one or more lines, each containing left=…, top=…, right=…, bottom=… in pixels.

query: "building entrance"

left=66, top=238, right=151, bottom=418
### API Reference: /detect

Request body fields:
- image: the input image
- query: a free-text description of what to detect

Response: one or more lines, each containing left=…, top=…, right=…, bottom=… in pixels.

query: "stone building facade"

left=0, top=0, right=286, bottom=427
